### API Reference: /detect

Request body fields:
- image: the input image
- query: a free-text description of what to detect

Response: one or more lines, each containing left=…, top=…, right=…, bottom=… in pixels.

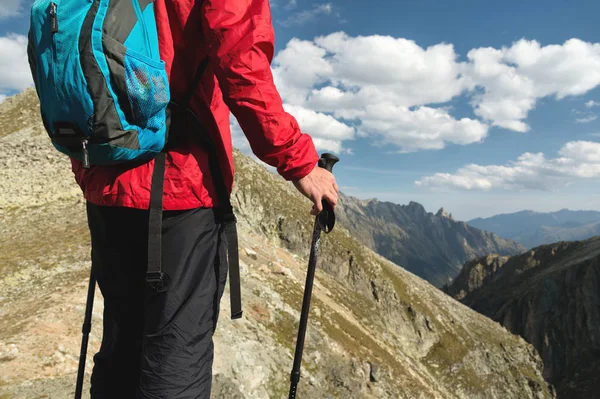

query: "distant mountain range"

left=336, top=195, right=524, bottom=287
left=468, top=209, right=600, bottom=249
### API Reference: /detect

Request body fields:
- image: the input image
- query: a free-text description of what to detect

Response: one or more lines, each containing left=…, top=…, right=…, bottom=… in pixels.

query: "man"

left=72, top=0, right=338, bottom=397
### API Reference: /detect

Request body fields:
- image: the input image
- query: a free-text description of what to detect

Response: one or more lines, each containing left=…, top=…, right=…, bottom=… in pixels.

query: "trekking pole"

left=288, top=153, right=339, bottom=399
left=75, top=268, right=96, bottom=399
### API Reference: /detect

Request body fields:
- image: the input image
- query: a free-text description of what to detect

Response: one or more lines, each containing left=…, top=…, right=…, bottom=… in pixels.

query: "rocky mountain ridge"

left=446, top=237, right=600, bottom=398
left=335, top=195, right=524, bottom=287
left=0, top=88, right=554, bottom=398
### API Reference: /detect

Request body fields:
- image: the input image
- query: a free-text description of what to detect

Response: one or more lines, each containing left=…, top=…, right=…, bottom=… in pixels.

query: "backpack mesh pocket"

left=123, top=50, right=169, bottom=133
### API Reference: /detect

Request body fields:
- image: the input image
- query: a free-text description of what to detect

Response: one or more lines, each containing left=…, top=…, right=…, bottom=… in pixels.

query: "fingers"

left=311, top=194, right=324, bottom=215
left=322, top=190, right=338, bottom=210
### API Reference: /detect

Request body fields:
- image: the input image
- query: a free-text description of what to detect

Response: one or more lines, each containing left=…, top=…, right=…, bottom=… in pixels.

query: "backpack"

left=26, top=0, right=242, bottom=319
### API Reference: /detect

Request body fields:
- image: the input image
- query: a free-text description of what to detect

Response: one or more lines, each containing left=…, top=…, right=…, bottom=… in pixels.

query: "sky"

left=2, top=0, right=600, bottom=220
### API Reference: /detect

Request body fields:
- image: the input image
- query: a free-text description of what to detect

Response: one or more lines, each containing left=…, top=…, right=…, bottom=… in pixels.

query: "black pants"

left=85, top=202, right=229, bottom=398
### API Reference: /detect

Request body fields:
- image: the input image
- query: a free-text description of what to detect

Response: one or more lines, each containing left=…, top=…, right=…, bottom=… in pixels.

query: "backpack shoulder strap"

left=182, top=57, right=209, bottom=109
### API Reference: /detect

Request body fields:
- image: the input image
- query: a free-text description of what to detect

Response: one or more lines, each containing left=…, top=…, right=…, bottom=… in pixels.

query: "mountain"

left=335, top=195, right=525, bottom=287
left=445, top=238, right=600, bottom=398
left=468, top=209, right=600, bottom=249
left=0, top=88, right=555, bottom=398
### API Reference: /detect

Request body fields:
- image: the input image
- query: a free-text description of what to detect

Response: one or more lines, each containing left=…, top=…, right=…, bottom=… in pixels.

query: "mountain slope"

left=446, top=238, right=600, bottom=398
left=0, top=88, right=554, bottom=399
left=335, top=195, right=524, bottom=287
left=468, top=210, right=600, bottom=249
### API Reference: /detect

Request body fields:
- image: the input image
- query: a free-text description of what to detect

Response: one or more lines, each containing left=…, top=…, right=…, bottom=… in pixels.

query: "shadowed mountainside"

left=335, top=195, right=524, bottom=287
left=446, top=237, right=600, bottom=398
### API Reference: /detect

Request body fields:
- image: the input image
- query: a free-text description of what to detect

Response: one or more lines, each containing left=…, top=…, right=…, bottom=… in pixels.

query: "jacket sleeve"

left=200, top=0, right=319, bottom=181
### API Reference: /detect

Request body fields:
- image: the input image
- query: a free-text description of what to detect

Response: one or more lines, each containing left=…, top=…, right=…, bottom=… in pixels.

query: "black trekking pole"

left=75, top=268, right=96, bottom=399
left=288, top=153, right=339, bottom=399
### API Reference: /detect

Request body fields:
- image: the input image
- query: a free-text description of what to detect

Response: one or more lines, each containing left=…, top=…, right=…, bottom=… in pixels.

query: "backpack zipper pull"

left=50, top=2, right=58, bottom=33
left=82, top=139, right=90, bottom=169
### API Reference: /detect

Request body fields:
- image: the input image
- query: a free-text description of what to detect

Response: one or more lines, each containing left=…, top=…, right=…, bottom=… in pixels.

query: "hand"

left=293, top=166, right=339, bottom=216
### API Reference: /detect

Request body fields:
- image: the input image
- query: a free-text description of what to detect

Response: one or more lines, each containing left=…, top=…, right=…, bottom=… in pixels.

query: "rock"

left=369, top=362, right=380, bottom=383
left=258, top=264, right=269, bottom=273
left=0, top=344, right=19, bottom=362
left=271, top=262, right=287, bottom=275
left=211, top=374, right=245, bottom=399
left=245, top=248, right=258, bottom=260
left=239, top=261, right=249, bottom=276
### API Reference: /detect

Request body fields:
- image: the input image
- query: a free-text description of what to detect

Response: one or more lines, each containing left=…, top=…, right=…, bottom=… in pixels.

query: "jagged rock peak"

left=436, top=207, right=454, bottom=220
left=405, top=201, right=426, bottom=215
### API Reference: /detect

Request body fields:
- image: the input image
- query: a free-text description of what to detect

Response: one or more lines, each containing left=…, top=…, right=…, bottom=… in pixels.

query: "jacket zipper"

left=49, top=2, right=58, bottom=80
left=49, top=1, right=59, bottom=128
left=131, top=0, right=152, bottom=58
left=50, top=0, right=90, bottom=167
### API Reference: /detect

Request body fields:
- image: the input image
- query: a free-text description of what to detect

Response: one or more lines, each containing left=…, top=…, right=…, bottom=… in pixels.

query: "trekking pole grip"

left=316, top=153, right=339, bottom=233
left=318, top=153, right=339, bottom=173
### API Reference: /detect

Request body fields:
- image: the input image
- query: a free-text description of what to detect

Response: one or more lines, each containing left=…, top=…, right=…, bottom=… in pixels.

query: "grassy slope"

left=0, top=89, right=554, bottom=398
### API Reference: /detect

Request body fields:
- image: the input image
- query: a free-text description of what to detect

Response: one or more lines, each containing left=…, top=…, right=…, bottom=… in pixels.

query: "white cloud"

left=0, top=94, right=6, bottom=104
left=0, top=0, right=22, bottom=18
left=273, top=33, right=484, bottom=152
left=277, top=3, right=334, bottom=27
left=586, top=100, right=600, bottom=108
left=230, top=105, right=354, bottom=155
left=283, top=104, right=355, bottom=153
left=272, top=34, right=600, bottom=153
left=464, top=38, right=600, bottom=132
left=357, top=104, right=488, bottom=152
left=272, top=39, right=332, bottom=105
left=576, top=115, right=598, bottom=123
left=0, top=34, right=33, bottom=95
left=415, top=141, right=600, bottom=191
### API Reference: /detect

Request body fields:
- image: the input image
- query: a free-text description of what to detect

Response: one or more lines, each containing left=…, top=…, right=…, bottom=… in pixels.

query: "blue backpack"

left=27, top=0, right=242, bottom=318
left=27, top=0, right=169, bottom=168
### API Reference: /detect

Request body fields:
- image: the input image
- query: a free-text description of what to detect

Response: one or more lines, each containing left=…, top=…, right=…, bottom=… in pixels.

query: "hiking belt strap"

left=147, top=152, right=167, bottom=291
left=146, top=57, right=242, bottom=319
left=225, top=222, right=242, bottom=319
left=202, top=134, right=242, bottom=320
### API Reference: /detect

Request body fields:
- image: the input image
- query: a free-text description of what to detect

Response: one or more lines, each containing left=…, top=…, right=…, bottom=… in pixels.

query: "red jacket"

left=71, top=0, right=318, bottom=210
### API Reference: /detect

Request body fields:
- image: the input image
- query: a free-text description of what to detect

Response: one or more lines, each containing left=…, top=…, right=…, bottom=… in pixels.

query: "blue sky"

left=2, top=0, right=600, bottom=220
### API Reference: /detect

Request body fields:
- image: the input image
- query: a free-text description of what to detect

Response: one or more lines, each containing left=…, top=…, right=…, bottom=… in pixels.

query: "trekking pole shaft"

left=288, top=153, right=339, bottom=398
left=75, top=270, right=96, bottom=399
left=289, top=218, right=322, bottom=399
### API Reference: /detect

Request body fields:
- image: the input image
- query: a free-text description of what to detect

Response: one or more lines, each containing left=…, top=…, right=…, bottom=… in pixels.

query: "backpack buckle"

left=146, top=271, right=170, bottom=292
left=221, top=212, right=237, bottom=224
